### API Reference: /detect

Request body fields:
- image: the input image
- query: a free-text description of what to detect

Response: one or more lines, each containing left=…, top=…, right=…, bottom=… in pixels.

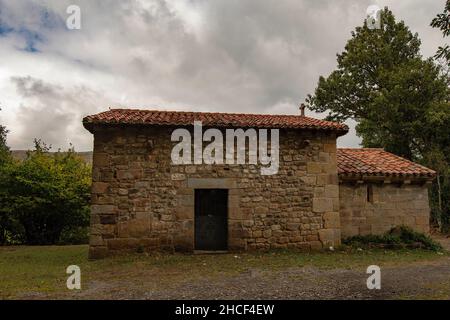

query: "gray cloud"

left=0, top=0, right=445, bottom=150
left=10, top=76, right=111, bottom=150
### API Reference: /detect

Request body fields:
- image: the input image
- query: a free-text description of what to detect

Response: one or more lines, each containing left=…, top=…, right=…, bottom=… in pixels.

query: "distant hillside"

left=11, top=150, right=93, bottom=164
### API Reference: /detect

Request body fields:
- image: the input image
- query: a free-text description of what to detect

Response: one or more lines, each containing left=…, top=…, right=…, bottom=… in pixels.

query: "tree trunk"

left=437, top=172, right=443, bottom=232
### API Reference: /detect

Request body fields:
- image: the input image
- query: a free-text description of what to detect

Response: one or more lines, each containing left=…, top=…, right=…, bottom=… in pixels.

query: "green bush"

left=58, top=226, right=89, bottom=245
left=0, top=140, right=91, bottom=245
left=343, top=226, right=443, bottom=251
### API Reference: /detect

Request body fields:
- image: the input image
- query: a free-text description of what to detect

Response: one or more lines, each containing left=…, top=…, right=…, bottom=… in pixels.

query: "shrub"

left=0, top=154, right=23, bottom=245
left=343, top=226, right=443, bottom=251
left=58, top=226, right=89, bottom=245
left=0, top=140, right=91, bottom=245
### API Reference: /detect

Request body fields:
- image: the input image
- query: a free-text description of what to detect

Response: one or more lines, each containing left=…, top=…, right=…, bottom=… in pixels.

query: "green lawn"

left=0, top=245, right=447, bottom=299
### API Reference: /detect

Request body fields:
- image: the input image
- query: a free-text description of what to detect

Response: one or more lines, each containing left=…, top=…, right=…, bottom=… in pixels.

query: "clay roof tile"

left=337, top=148, right=435, bottom=179
left=83, top=108, right=348, bottom=135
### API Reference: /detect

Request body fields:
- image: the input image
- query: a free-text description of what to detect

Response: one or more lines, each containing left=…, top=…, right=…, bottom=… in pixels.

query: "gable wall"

left=88, top=126, right=341, bottom=258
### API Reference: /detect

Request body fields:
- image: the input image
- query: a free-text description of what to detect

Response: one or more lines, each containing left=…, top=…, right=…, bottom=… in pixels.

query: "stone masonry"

left=339, top=183, right=431, bottom=238
left=84, top=109, right=436, bottom=258
left=88, top=126, right=341, bottom=258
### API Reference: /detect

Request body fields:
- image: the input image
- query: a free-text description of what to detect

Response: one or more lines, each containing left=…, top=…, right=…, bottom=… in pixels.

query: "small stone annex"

left=83, top=109, right=436, bottom=259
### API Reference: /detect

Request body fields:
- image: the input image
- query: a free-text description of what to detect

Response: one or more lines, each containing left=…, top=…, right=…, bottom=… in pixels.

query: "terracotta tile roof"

left=83, top=109, right=348, bottom=135
left=337, top=148, right=436, bottom=178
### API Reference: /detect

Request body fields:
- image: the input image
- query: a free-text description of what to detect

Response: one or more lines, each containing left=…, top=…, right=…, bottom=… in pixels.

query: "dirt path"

left=51, top=256, right=450, bottom=300
left=144, top=261, right=450, bottom=300
left=11, top=238, right=449, bottom=300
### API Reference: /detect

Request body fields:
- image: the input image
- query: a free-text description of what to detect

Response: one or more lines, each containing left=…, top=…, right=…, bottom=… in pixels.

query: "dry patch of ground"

left=0, top=245, right=449, bottom=300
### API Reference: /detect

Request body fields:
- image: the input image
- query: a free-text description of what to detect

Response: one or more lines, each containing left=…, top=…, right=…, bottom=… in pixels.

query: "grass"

left=0, top=245, right=447, bottom=299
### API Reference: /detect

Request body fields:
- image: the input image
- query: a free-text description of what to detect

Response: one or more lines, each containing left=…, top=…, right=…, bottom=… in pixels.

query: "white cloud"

left=0, top=0, right=445, bottom=150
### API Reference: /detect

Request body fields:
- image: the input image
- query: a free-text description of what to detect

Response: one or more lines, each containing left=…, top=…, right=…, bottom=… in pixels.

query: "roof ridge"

left=337, top=147, right=384, bottom=151
left=108, top=108, right=338, bottom=123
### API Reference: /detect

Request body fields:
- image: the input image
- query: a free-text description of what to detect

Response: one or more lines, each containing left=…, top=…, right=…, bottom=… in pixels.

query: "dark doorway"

left=195, top=189, right=228, bottom=251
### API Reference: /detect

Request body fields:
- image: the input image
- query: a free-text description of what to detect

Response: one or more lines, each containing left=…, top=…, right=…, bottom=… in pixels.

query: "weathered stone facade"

left=339, top=182, right=431, bottom=238
left=88, top=126, right=341, bottom=258
left=84, top=109, right=436, bottom=258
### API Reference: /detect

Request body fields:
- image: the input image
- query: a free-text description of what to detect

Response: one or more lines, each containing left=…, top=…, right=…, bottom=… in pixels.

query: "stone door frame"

left=176, top=178, right=242, bottom=252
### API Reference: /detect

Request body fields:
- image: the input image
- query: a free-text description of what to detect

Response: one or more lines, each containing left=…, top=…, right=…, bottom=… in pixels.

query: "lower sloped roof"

left=337, top=148, right=435, bottom=179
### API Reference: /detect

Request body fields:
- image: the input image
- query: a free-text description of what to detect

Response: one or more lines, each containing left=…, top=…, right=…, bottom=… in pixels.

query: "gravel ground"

left=14, top=236, right=450, bottom=300
left=53, top=256, right=450, bottom=300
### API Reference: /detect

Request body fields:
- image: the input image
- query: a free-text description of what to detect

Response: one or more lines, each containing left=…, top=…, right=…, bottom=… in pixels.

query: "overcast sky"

left=0, top=0, right=446, bottom=151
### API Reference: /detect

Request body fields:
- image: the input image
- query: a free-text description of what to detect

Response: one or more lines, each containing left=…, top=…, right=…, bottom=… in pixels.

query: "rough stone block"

left=128, top=218, right=150, bottom=237
left=100, top=214, right=117, bottom=225
left=263, top=229, right=272, bottom=238
left=307, top=162, right=322, bottom=174
left=185, top=166, right=196, bottom=174
left=315, top=174, right=328, bottom=186
left=286, top=223, right=300, bottom=231
left=312, top=198, right=333, bottom=213
left=243, top=220, right=254, bottom=227
left=415, top=216, right=429, bottom=226
left=91, top=223, right=115, bottom=236
left=89, top=235, right=104, bottom=246
left=179, top=195, right=194, bottom=207
left=341, top=226, right=359, bottom=238
left=117, top=169, right=143, bottom=180
left=323, top=143, right=336, bottom=153
left=107, top=238, right=139, bottom=250
left=255, top=206, right=269, bottom=215
left=323, top=212, right=340, bottom=229
left=230, top=228, right=251, bottom=238
left=301, top=176, right=316, bottom=185
left=91, top=205, right=116, bottom=215
left=93, top=153, right=110, bottom=167
left=318, top=228, right=341, bottom=246
left=171, top=173, right=186, bottom=181
left=175, top=207, right=193, bottom=220
left=89, top=246, right=109, bottom=259
left=325, top=185, right=339, bottom=198
left=187, top=178, right=237, bottom=189
left=117, top=222, right=129, bottom=238
left=306, top=234, right=319, bottom=241
left=228, top=238, right=247, bottom=251
left=229, top=195, right=240, bottom=208
left=252, top=230, right=262, bottom=238
left=295, top=242, right=311, bottom=251
left=310, top=241, right=323, bottom=250
left=173, top=235, right=193, bottom=252
left=92, top=182, right=109, bottom=194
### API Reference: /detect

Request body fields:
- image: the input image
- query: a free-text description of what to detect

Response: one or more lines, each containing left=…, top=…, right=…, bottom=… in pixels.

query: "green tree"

left=0, top=140, right=91, bottom=245
left=0, top=112, right=18, bottom=244
left=307, top=8, right=450, bottom=159
left=0, top=108, right=10, bottom=164
left=307, top=7, right=450, bottom=229
left=431, top=0, right=450, bottom=65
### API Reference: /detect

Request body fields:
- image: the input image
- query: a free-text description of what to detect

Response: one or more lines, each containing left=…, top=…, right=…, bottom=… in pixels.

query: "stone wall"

left=88, top=125, right=341, bottom=258
left=339, top=183, right=430, bottom=238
